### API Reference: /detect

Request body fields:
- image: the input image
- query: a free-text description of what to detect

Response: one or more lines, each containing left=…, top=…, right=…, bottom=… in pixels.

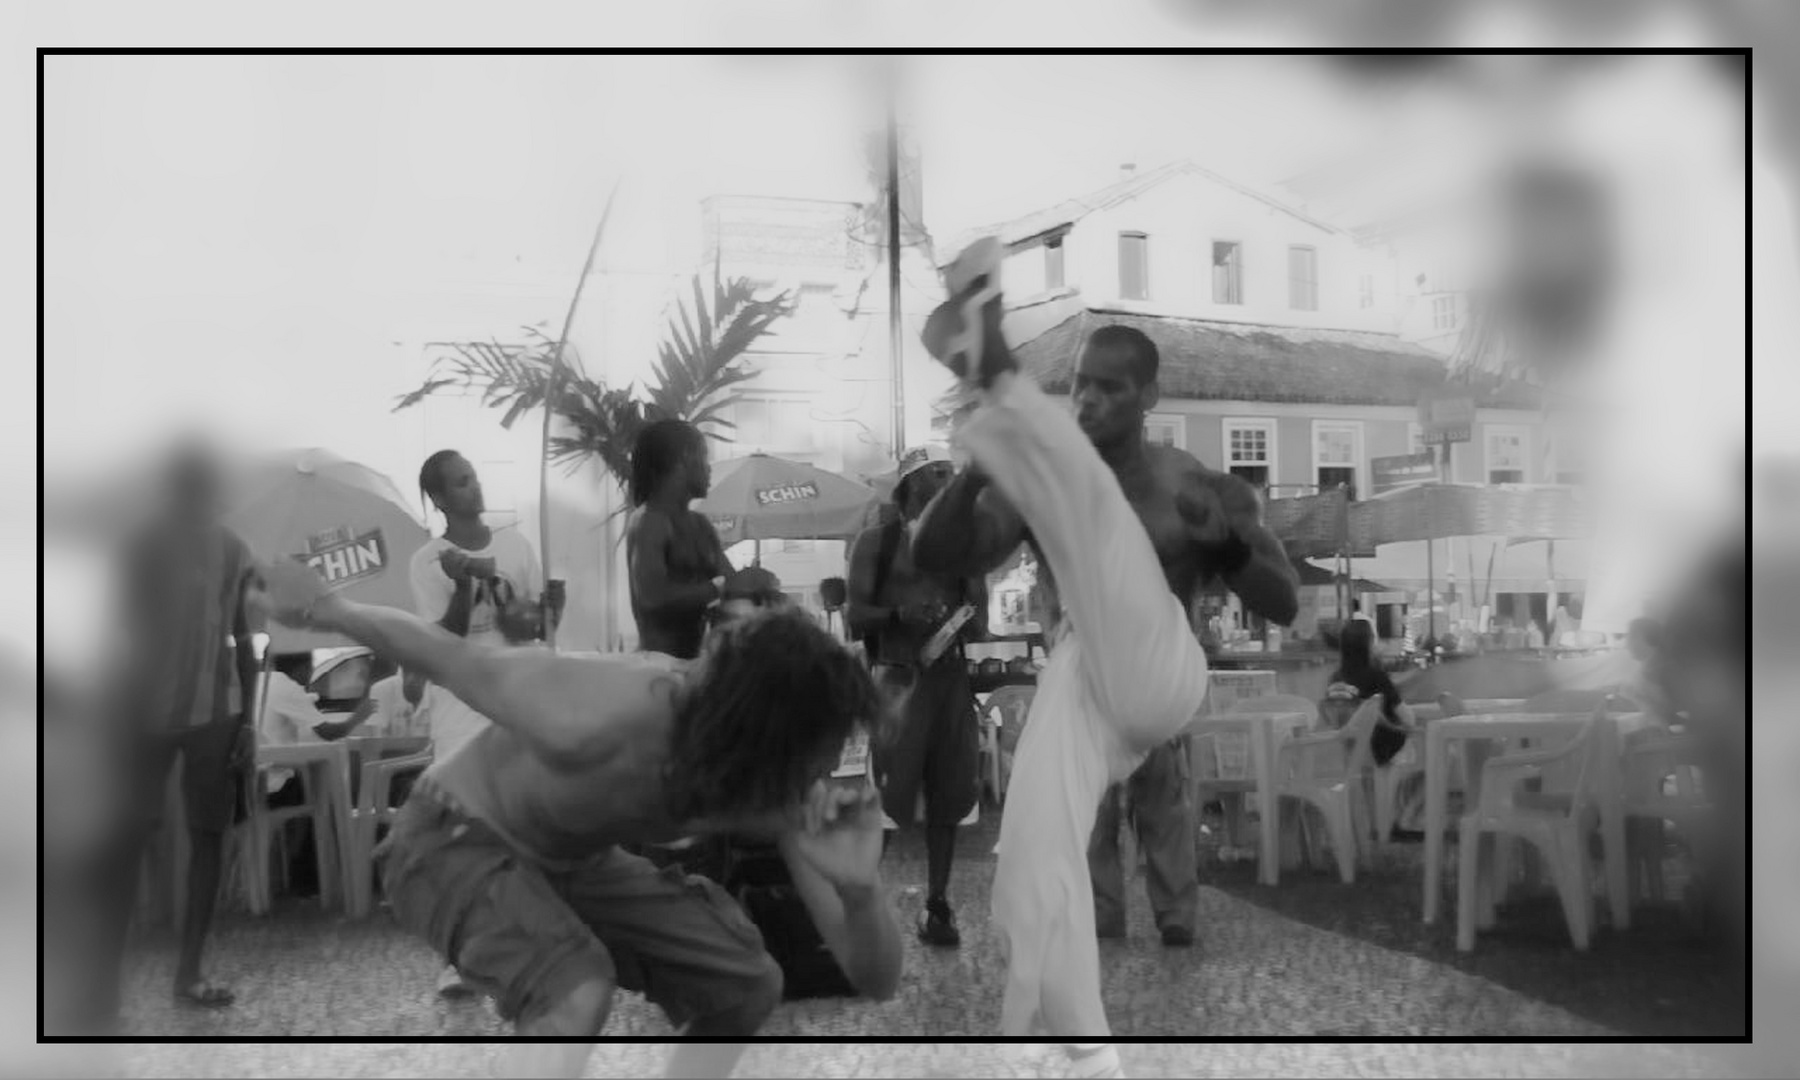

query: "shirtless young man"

left=911, top=240, right=1298, bottom=1075
left=626, top=418, right=734, bottom=660
left=255, top=559, right=903, bottom=1079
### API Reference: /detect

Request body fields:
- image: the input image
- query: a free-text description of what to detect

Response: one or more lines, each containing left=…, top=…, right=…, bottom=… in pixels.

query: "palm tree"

left=393, top=269, right=794, bottom=493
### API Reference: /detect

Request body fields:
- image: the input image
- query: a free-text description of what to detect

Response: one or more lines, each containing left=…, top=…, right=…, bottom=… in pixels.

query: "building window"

left=1433, top=295, right=1458, bottom=332
left=1485, top=425, right=1529, bottom=485
left=1211, top=241, right=1242, bottom=305
left=1223, top=419, right=1276, bottom=490
left=1119, top=232, right=1149, bottom=301
left=1145, top=413, right=1186, bottom=450
left=1313, top=421, right=1362, bottom=501
left=1359, top=273, right=1374, bottom=309
left=1045, top=237, right=1065, bottom=290
left=1288, top=245, right=1319, bottom=311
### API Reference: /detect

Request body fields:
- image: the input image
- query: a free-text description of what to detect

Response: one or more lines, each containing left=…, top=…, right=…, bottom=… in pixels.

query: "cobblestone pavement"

left=83, top=819, right=1738, bottom=1078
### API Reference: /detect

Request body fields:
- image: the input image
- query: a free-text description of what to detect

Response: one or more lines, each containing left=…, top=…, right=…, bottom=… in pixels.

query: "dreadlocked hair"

left=662, top=606, right=885, bottom=824
left=630, top=419, right=704, bottom=508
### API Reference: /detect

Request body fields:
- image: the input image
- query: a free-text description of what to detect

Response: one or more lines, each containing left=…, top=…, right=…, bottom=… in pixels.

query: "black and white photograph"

left=24, top=6, right=1783, bottom=1079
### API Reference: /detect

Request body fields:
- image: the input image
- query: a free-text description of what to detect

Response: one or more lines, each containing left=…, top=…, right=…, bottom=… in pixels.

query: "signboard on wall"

left=1372, top=452, right=1440, bottom=494
left=1417, top=389, right=1476, bottom=444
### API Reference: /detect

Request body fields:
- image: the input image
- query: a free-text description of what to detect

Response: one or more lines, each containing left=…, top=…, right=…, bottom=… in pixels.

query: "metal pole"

left=886, top=61, right=906, bottom=462
left=540, top=180, right=623, bottom=653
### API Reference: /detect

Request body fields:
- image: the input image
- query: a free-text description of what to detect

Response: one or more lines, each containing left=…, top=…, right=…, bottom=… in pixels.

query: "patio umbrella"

left=226, top=448, right=431, bottom=654
left=697, top=453, right=878, bottom=560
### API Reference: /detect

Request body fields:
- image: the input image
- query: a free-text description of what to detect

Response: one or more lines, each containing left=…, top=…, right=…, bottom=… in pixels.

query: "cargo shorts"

left=376, top=784, right=783, bottom=1030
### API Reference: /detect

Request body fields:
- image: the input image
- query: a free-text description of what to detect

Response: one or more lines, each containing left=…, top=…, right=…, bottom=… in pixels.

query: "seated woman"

left=1324, top=620, right=1426, bottom=836
left=1324, top=619, right=1414, bottom=767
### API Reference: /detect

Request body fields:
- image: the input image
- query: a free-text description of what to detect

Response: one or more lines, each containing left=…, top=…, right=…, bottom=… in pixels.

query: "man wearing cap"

left=846, top=445, right=987, bottom=947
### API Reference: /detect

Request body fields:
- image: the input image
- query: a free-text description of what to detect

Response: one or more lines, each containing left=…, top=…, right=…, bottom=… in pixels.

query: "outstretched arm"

left=260, top=560, right=649, bottom=765
left=911, top=467, right=1029, bottom=578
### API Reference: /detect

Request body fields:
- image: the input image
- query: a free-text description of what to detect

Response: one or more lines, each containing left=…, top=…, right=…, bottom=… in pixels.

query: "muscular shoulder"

left=526, top=652, right=689, bottom=766
left=628, top=507, right=674, bottom=546
left=1158, top=448, right=1260, bottom=508
left=1151, top=444, right=1218, bottom=485
left=681, top=509, right=721, bottom=537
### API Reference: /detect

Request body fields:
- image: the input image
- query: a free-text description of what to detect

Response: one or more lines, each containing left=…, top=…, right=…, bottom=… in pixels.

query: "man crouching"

left=256, top=559, right=902, bottom=1078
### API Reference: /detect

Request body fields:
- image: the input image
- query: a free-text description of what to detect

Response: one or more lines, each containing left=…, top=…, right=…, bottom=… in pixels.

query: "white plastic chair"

left=1226, top=694, right=1321, bottom=725
left=243, top=749, right=347, bottom=915
left=1271, top=697, right=1382, bottom=883
left=346, top=740, right=433, bottom=918
left=1370, top=703, right=1424, bottom=845
left=1455, top=706, right=1607, bottom=952
left=1620, top=729, right=1708, bottom=907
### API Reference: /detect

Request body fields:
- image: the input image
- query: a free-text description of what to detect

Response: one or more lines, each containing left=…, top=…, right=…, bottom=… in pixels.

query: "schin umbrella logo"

left=754, top=482, right=819, bottom=507
left=296, top=526, right=389, bottom=586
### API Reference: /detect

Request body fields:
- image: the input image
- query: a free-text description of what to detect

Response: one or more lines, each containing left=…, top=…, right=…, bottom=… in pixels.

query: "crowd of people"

left=49, top=236, right=1742, bottom=1080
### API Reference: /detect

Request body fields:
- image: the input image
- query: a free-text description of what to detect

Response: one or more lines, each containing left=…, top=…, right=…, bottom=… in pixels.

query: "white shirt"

left=408, top=526, right=544, bottom=648
left=409, top=526, right=542, bottom=756
left=253, top=671, right=330, bottom=793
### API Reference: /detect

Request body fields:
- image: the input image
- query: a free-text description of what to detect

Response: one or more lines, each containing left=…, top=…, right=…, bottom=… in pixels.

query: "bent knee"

left=737, top=954, right=785, bottom=1025
left=697, top=955, right=783, bottom=1034
left=520, top=973, right=614, bottom=1037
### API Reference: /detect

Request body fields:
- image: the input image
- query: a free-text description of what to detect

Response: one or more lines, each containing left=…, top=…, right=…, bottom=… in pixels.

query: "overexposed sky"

left=42, top=54, right=1382, bottom=474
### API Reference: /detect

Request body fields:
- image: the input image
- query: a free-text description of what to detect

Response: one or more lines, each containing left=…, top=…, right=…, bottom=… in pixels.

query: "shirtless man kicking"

left=912, top=239, right=1298, bottom=1076
left=255, top=559, right=903, bottom=1079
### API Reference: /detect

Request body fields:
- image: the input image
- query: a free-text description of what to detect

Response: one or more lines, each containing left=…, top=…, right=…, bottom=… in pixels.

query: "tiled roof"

left=940, top=161, right=1340, bottom=265
left=1011, top=308, right=1541, bottom=409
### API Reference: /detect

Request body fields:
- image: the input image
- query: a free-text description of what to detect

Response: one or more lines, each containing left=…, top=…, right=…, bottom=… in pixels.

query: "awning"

left=1292, top=559, right=1391, bottom=593
left=1266, top=482, right=1591, bottom=560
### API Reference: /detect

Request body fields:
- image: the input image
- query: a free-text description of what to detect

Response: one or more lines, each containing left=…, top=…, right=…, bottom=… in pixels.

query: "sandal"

left=173, top=979, right=235, bottom=1009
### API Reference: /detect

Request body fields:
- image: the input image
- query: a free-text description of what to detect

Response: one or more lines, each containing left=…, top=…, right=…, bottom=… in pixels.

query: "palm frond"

left=390, top=272, right=788, bottom=492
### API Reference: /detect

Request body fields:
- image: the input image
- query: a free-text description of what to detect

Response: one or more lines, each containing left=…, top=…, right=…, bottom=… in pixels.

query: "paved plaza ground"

left=82, top=811, right=1749, bottom=1078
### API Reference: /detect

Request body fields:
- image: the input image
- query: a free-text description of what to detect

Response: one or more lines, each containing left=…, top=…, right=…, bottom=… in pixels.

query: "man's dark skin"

left=424, top=454, right=547, bottom=642
left=911, top=335, right=1299, bottom=631
left=846, top=456, right=986, bottom=945
left=847, top=460, right=964, bottom=645
left=627, top=434, right=733, bottom=660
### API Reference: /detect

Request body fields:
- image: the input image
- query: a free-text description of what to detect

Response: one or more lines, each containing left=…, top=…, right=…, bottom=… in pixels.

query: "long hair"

left=662, top=607, right=885, bottom=823
left=1337, top=617, right=1378, bottom=681
left=630, top=419, right=703, bottom=508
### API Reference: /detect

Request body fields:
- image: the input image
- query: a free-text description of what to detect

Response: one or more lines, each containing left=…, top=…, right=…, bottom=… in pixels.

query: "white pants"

left=960, top=375, right=1210, bottom=1038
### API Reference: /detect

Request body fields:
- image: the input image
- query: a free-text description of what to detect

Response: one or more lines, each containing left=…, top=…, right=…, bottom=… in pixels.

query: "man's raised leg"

left=956, top=371, right=1208, bottom=745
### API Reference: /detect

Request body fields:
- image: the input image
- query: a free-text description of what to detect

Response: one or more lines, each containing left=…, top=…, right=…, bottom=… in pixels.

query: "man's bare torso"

left=627, top=507, right=726, bottom=659
left=1033, top=443, right=1218, bottom=630
left=422, top=653, right=784, bottom=865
